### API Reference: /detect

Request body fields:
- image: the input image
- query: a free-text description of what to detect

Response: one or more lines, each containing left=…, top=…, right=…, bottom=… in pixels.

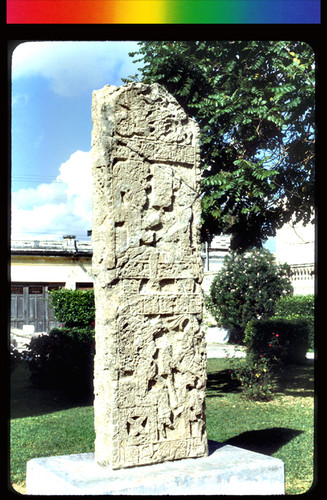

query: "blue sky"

left=11, top=41, right=140, bottom=240
left=11, top=40, right=275, bottom=251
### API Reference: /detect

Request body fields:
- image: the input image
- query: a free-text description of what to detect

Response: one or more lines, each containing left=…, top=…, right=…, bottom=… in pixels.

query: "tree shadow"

left=209, top=427, right=303, bottom=456
left=207, top=359, right=315, bottom=399
left=206, top=369, right=243, bottom=397
left=10, top=388, right=93, bottom=419
left=274, top=360, right=314, bottom=398
left=10, top=362, right=93, bottom=419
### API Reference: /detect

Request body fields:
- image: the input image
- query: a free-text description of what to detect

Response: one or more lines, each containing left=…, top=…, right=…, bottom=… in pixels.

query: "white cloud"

left=57, top=150, right=93, bottom=222
left=12, top=182, right=67, bottom=210
left=12, top=41, right=140, bottom=97
left=11, top=150, right=92, bottom=240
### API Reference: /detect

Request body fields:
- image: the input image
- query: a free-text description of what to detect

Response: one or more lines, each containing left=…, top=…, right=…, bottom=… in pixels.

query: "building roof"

left=11, top=234, right=231, bottom=258
left=11, top=236, right=93, bottom=257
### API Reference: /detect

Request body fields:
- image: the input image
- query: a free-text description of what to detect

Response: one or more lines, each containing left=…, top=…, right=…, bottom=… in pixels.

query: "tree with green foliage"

left=125, top=41, right=315, bottom=251
left=208, top=248, right=293, bottom=343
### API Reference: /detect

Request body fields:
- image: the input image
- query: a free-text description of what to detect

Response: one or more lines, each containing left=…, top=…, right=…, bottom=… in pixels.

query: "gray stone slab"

left=26, top=441, right=284, bottom=495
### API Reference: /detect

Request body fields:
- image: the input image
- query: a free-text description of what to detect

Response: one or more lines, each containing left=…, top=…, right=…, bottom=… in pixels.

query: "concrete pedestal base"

left=26, top=441, right=284, bottom=495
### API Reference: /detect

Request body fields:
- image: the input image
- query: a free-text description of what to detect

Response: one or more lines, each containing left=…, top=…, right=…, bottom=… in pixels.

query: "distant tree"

left=208, top=248, right=293, bottom=343
left=125, top=41, right=315, bottom=251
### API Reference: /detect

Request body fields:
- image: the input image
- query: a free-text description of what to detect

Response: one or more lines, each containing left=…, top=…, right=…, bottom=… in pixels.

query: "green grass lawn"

left=10, top=359, right=315, bottom=494
left=206, top=358, right=315, bottom=495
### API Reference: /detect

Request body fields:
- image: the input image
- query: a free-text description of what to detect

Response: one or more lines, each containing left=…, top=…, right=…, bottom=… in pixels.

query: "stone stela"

left=91, top=83, right=208, bottom=469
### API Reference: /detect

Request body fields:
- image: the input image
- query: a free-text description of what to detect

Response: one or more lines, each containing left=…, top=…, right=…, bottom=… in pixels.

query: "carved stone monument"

left=25, top=82, right=285, bottom=495
left=91, top=82, right=208, bottom=469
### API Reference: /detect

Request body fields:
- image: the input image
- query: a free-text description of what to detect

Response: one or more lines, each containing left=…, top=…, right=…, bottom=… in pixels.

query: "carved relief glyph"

left=91, top=83, right=208, bottom=469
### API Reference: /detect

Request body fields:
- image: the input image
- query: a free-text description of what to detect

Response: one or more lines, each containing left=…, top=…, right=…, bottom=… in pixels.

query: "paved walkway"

left=206, top=343, right=246, bottom=359
left=206, top=343, right=314, bottom=360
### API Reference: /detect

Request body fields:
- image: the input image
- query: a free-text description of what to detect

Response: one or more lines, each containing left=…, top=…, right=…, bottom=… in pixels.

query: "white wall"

left=275, top=219, right=315, bottom=295
left=276, top=220, right=315, bottom=265
left=11, top=256, right=94, bottom=289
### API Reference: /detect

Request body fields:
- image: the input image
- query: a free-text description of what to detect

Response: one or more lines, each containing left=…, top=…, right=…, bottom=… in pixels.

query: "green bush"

left=273, top=295, right=314, bottom=350
left=209, top=248, right=293, bottom=343
left=244, top=318, right=310, bottom=365
left=28, top=289, right=96, bottom=395
left=231, top=317, right=310, bottom=400
left=10, top=347, right=22, bottom=373
left=48, top=288, right=95, bottom=328
left=27, top=327, right=95, bottom=396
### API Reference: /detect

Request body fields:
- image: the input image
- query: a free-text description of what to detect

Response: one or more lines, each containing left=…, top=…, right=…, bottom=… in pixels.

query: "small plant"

left=230, top=316, right=311, bottom=400
left=237, top=357, right=274, bottom=401
left=229, top=352, right=277, bottom=401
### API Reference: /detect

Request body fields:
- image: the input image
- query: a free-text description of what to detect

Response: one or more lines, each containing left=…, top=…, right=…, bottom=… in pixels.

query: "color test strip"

left=7, top=0, right=320, bottom=24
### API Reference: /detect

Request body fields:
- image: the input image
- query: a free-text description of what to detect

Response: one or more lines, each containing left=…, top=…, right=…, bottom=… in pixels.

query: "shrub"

left=230, top=353, right=276, bottom=401
left=273, top=295, right=314, bottom=350
left=244, top=318, right=310, bottom=365
left=48, top=288, right=95, bottom=328
left=209, top=248, right=293, bottom=343
left=10, top=346, right=22, bottom=373
left=27, top=327, right=95, bottom=396
left=230, top=317, right=310, bottom=400
left=28, top=289, right=96, bottom=395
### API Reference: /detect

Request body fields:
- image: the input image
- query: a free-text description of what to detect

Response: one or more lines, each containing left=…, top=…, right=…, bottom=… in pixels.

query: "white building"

left=10, top=236, right=93, bottom=335
left=10, top=223, right=314, bottom=346
left=201, top=234, right=231, bottom=293
left=10, top=234, right=232, bottom=338
left=275, top=219, right=315, bottom=295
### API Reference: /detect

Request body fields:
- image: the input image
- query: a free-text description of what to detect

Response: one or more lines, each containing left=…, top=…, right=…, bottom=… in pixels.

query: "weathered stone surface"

left=91, top=83, right=207, bottom=469
left=26, top=443, right=285, bottom=495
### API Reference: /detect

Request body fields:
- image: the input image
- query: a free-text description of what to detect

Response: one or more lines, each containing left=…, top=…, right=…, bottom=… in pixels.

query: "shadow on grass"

left=206, top=369, right=242, bottom=397
left=274, top=360, right=314, bottom=398
left=221, top=427, right=304, bottom=456
left=207, top=429, right=303, bottom=457
left=10, top=362, right=93, bottom=419
left=207, top=358, right=314, bottom=399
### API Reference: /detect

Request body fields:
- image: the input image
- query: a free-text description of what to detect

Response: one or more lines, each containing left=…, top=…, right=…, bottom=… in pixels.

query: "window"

left=76, top=282, right=94, bottom=290
left=47, top=284, right=64, bottom=292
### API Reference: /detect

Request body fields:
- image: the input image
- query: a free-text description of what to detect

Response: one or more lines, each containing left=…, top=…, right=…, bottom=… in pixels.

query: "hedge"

left=27, top=327, right=95, bottom=396
left=48, top=288, right=95, bottom=328
left=244, top=318, right=310, bottom=365
left=273, top=295, right=314, bottom=350
left=27, top=289, right=96, bottom=396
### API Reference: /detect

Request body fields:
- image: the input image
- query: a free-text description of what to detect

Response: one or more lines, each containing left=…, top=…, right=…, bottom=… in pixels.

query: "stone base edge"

left=26, top=441, right=285, bottom=495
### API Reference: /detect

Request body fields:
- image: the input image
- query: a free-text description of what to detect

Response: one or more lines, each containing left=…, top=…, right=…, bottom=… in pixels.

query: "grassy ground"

left=206, top=358, right=315, bottom=495
left=10, top=359, right=315, bottom=494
